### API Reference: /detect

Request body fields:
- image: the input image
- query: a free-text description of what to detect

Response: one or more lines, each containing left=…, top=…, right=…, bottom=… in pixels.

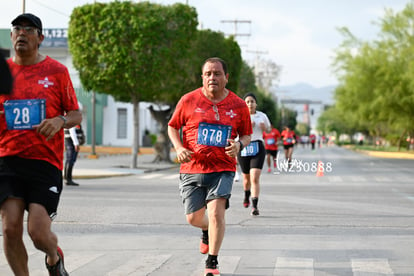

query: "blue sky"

left=0, top=0, right=410, bottom=87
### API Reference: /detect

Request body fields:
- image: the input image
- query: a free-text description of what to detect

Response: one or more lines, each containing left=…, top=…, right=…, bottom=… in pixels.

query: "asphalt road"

left=1, top=145, right=413, bottom=275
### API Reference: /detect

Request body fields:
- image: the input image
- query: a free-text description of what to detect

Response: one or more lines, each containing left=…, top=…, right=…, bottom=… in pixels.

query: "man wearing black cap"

left=0, top=13, right=82, bottom=276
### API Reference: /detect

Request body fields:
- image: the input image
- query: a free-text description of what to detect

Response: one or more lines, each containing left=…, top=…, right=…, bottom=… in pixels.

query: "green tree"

left=145, top=28, right=243, bottom=162
left=332, top=2, right=414, bottom=149
left=252, top=89, right=279, bottom=127
left=68, top=1, right=198, bottom=167
left=280, top=107, right=297, bottom=130
left=295, top=122, right=310, bottom=136
left=238, top=60, right=258, bottom=96
left=317, top=104, right=358, bottom=141
left=186, top=29, right=242, bottom=95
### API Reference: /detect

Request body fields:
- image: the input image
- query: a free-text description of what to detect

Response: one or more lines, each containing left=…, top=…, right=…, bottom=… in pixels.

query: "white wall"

left=102, top=97, right=161, bottom=147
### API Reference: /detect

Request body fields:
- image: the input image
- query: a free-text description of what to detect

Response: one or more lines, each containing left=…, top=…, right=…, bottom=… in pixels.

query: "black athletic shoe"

left=65, top=180, right=79, bottom=186
left=251, top=208, right=260, bottom=216
left=46, top=246, right=69, bottom=276
left=204, top=259, right=220, bottom=276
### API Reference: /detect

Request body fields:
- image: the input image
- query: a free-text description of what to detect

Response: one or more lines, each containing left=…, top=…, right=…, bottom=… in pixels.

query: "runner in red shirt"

left=281, top=125, right=296, bottom=167
left=1, top=56, right=78, bottom=170
left=309, top=133, right=317, bottom=150
left=263, top=125, right=281, bottom=173
left=168, top=57, right=251, bottom=276
left=0, top=13, right=81, bottom=276
left=168, top=88, right=251, bottom=173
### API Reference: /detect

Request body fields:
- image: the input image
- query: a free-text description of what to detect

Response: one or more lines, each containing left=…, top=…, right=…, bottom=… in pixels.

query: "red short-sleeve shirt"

left=0, top=56, right=79, bottom=170
left=281, top=129, right=296, bottom=146
left=263, top=128, right=281, bottom=150
left=169, top=88, right=252, bottom=173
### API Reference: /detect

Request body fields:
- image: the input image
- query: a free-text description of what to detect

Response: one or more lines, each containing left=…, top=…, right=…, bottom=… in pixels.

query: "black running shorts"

left=266, top=149, right=278, bottom=158
left=237, top=140, right=266, bottom=174
left=0, top=156, right=63, bottom=218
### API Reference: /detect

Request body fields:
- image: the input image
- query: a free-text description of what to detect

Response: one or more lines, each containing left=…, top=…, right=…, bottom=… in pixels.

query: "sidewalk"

left=72, top=146, right=178, bottom=179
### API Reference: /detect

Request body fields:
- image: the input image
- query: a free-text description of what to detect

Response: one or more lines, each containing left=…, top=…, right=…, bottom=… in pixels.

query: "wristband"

left=238, top=140, right=244, bottom=150
left=58, top=115, right=67, bottom=128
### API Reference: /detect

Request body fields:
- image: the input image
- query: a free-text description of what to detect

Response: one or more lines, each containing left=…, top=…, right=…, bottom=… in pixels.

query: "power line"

left=31, top=0, right=70, bottom=17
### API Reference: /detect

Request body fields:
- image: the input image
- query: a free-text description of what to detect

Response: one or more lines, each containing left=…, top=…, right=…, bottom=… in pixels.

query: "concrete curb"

left=72, top=163, right=179, bottom=179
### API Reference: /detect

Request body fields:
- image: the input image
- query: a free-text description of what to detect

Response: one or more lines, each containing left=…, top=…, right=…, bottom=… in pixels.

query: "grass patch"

left=350, top=144, right=413, bottom=153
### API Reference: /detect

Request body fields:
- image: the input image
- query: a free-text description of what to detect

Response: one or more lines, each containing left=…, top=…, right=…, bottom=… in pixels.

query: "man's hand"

left=225, top=139, right=240, bottom=158
left=33, top=116, right=64, bottom=141
left=175, top=146, right=194, bottom=163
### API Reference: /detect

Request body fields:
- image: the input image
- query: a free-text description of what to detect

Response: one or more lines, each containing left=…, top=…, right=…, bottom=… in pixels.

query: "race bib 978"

left=4, top=99, right=46, bottom=130
left=197, top=122, right=232, bottom=147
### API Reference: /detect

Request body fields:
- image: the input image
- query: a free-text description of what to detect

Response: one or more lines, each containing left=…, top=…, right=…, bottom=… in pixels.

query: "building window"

left=117, top=108, right=127, bottom=139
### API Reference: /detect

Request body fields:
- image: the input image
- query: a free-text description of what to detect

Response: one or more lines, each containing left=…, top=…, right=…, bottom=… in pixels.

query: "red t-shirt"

left=263, top=128, right=281, bottom=150
left=168, top=88, right=252, bottom=173
left=281, top=129, right=296, bottom=145
left=0, top=56, right=79, bottom=170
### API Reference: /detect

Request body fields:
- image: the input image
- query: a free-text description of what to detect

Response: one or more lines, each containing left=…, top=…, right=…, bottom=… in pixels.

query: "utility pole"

left=246, top=49, right=268, bottom=69
left=220, top=19, right=251, bottom=37
left=22, top=0, right=26, bottom=13
left=246, top=49, right=268, bottom=88
left=220, top=19, right=251, bottom=47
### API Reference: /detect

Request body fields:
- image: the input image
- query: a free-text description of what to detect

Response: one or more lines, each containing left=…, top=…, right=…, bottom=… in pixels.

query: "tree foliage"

left=68, top=1, right=198, bottom=166
left=238, top=60, right=258, bottom=96
left=187, top=29, right=242, bottom=96
left=69, top=1, right=198, bottom=102
left=150, top=28, right=243, bottom=106
left=67, top=1, right=283, bottom=162
left=330, top=2, right=414, bottom=148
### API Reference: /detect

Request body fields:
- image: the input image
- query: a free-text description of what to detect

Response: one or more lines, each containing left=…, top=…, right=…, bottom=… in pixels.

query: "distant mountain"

left=275, top=82, right=336, bottom=105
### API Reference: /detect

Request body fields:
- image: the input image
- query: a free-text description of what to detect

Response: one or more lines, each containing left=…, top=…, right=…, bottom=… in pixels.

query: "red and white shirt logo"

left=38, top=77, right=54, bottom=88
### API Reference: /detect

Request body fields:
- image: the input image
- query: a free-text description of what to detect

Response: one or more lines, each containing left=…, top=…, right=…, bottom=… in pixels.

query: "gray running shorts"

left=179, top=171, right=235, bottom=214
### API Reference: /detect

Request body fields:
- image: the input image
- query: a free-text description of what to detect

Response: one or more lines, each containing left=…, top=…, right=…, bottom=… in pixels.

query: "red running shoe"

left=204, top=267, right=220, bottom=276
left=243, top=198, right=250, bottom=208
left=200, top=238, right=209, bottom=254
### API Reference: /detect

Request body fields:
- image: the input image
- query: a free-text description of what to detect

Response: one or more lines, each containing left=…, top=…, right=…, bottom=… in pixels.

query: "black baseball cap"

left=11, top=13, right=42, bottom=33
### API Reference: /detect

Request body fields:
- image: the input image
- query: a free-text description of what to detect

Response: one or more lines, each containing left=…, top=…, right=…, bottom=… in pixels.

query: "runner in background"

left=281, top=126, right=296, bottom=168
left=238, top=93, right=271, bottom=216
left=309, top=133, right=317, bottom=150
left=263, top=125, right=281, bottom=173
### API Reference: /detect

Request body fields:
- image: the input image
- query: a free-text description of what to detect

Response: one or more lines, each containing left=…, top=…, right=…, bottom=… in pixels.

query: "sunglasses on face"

left=11, top=25, right=39, bottom=35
